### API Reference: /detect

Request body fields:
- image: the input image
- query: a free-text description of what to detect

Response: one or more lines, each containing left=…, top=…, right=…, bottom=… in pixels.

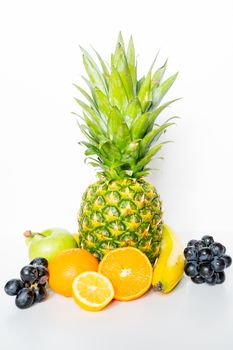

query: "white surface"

left=1, top=0, right=233, bottom=349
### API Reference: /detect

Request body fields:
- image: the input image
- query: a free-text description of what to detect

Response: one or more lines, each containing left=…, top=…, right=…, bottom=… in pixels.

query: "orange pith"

left=98, top=247, right=152, bottom=301
left=48, top=248, right=99, bottom=297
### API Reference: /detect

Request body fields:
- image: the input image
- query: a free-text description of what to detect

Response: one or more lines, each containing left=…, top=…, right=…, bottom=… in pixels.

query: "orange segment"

left=98, top=247, right=152, bottom=301
left=72, top=272, right=114, bottom=311
left=48, top=248, right=98, bottom=297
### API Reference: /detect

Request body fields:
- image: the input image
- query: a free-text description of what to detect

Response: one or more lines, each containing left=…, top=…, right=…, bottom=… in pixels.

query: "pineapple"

left=74, top=33, right=178, bottom=264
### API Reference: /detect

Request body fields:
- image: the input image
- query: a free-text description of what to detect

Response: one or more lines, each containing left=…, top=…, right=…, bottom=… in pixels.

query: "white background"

left=0, top=1, right=233, bottom=349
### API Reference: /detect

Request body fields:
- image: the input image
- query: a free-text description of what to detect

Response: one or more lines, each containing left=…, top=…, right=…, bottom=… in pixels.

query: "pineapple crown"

left=74, top=32, right=179, bottom=180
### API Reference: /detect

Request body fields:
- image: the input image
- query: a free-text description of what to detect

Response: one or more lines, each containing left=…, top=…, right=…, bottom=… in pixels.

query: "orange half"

left=98, top=247, right=152, bottom=301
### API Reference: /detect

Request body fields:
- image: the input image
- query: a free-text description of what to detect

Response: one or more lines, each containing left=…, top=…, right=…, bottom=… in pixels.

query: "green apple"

left=24, top=228, right=78, bottom=263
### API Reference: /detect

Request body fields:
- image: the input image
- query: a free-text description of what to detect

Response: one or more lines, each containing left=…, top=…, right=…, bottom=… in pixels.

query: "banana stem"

left=153, top=282, right=163, bottom=292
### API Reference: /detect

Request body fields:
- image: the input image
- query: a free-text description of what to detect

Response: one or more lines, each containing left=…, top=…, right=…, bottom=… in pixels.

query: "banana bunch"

left=152, top=224, right=184, bottom=293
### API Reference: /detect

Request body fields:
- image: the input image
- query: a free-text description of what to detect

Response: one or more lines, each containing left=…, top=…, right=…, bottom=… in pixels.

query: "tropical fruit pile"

left=4, top=33, right=232, bottom=311
left=5, top=225, right=187, bottom=311
left=5, top=225, right=231, bottom=311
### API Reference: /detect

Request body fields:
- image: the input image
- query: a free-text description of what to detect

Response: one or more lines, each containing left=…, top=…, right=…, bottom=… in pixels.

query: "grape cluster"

left=4, top=257, right=49, bottom=309
left=184, top=235, right=232, bottom=285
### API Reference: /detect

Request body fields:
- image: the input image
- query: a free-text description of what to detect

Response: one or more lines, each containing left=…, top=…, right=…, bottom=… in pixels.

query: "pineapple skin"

left=78, top=178, right=163, bottom=264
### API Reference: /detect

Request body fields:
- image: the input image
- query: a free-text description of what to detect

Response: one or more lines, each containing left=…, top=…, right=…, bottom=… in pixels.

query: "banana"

left=152, top=224, right=184, bottom=293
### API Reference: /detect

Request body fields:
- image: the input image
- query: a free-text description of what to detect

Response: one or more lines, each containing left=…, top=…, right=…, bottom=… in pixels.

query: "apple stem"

left=23, top=230, right=46, bottom=238
left=23, top=230, right=33, bottom=238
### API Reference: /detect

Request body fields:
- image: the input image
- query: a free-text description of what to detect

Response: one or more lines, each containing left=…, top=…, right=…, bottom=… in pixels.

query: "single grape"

left=20, top=265, right=38, bottom=283
left=199, top=262, right=214, bottom=279
left=37, top=266, right=49, bottom=285
left=15, top=288, right=35, bottom=309
left=209, top=242, right=226, bottom=257
left=187, top=239, right=198, bottom=246
left=216, top=271, right=225, bottom=284
left=191, top=275, right=205, bottom=284
left=194, top=240, right=206, bottom=251
left=30, top=257, right=48, bottom=268
left=201, top=235, right=214, bottom=246
left=184, top=246, right=197, bottom=261
left=4, top=279, right=24, bottom=296
left=34, top=285, right=47, bottom=303
left=221, top=255, right=232, bottom=268
left=184, top=262, right=199, bottom=277
left=211, top=257, right=226, bottom=272
left=205, top=272, right=218, bottom=285
left=198, top=248, right=214, bottom=262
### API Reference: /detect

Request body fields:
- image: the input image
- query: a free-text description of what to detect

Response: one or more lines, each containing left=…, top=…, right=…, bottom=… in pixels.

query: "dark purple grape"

left=191, top=275, right=205, bottom=284
left=194, top=240, right=206, bottom=251
left=34, top=285, right=47, bottom=303
left=216, top=271, right=225, bottom=284
left=37, top=266, right=49, bottom=285
left=211, top=257, right=226, bottom=272
left=184, top=246, right=197, bottom=261
left=205, top=272, right=218, bottom=285
left=4, top=279, right=24, bottom=296
left=201, top=235, right=214, bottom=246
left=187, top=239, right=198, bottom=246
left=199, top=262, right=214, bottom=279
left=15, top=288, right=35, bottom=309
left=20, top=265, right=38, bottom=283
left=209, top=242, right=226, bottom=257
left=198, top=248, right=214, bottom=262
left=30, top=257, right=48, bottom=268
left=184, top=262, right=199, bottom=277
left=221, top=255, right=232, bottom=268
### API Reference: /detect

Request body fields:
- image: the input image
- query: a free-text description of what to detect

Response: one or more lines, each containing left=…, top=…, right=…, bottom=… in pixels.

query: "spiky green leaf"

left=74, top=98, right=106, bottom=131
left=107, top=107, right=131, bottom=150
left=139, top=123, right=174, bottom=157
left=134, top=144, right=162, bottom=171
left=81, top=75, right=98, bottom=105
left=77, top=121, right=99, bottom=145
left=116, top=31, right=126, bottom=53
left=127, top=36, right=136, bottom=93
left=81, top=47, right=107, bottom=94
left=151, top=59, right=168, bottom=89
left=73, top=84, right=98, bottom=110
left=137, top=76, right=145, bottom=94
left=138, top=70, right=151, bottom=111
left=148, top=98, right=180, bottom=129
left=100, top=141, right=121, bottom=161
left=95, top=88, right=112, bottom=120
left=92, top=48, right=110, bottom=86
left=122, top=141, right=140, bottom=164
left=124, top=98, right=142, bottom=126
left=109, top=63, right=128, bottom=112
left=130, top=112, right=151, bottom=139
left=83, top=112, right=103, bottom=140
left=112, top=44, right=134, bottom=101
left=152, top=72, right=178, bottom=107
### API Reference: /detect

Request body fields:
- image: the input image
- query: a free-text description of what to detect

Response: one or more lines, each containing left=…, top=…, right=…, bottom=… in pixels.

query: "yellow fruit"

left=98, top=247, right=152, bottom=301
left=72, top=271, right=114, bottom=311
left=152, top=224, right=184, bottom=293
left=48, top=248, right=99, bottom=297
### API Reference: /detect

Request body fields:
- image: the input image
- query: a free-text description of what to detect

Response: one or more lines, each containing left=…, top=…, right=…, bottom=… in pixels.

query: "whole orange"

left=48, top=248, right=99, bottom=297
